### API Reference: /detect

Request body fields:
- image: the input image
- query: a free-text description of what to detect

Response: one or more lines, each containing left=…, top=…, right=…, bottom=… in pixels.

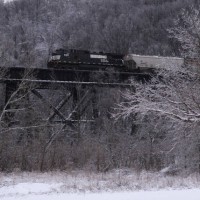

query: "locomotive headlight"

left=51, top=55, right=61, bottom=60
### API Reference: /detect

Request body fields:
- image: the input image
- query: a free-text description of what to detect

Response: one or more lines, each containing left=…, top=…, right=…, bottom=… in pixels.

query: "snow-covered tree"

left=168, top=8, right=200, bottom=59
left=115, top=7, right=200, bottom=172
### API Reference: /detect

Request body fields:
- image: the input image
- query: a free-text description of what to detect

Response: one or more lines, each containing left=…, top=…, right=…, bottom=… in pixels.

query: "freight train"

left=47, top=49, right=184, bottom=71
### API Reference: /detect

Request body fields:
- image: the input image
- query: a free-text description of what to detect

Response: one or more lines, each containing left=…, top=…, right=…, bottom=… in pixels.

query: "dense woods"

left=0, top=0, right=200, bottom=173
left=0, top=0, right=197, bottom=68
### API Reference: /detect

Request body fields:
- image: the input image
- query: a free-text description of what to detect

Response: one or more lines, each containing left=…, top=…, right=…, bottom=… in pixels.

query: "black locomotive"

left=47, top=49, right=137, bottom=71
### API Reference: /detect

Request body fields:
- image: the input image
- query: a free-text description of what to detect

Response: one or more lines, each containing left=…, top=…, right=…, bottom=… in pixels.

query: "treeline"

left=0, top=0, right=197, bottom=68
left=0, top=0, right=199, bottom=173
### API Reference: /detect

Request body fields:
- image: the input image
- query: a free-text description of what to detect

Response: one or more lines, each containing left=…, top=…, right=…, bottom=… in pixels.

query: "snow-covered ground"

left=1, top=189, right=200, bottom=200
left=0, top=170, right=200, bottom=200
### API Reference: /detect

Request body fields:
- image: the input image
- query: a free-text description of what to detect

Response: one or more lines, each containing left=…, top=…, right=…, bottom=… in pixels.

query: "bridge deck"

left=0, top=66, right=153, bottom=88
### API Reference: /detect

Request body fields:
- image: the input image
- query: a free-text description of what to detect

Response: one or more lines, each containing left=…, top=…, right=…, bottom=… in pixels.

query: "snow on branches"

left=115, top=71, right=200, bottom=123
left=168, top=7, right=200, bottom=59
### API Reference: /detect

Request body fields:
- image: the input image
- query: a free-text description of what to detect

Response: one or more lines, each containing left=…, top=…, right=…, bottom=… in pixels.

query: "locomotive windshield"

left=90, top=54, right=108, bottom=63
left=90, top=54, right=107, bottom=59
left=64, top=53, right=69, bottom=57
left=51, top=55, right=61, bottom=60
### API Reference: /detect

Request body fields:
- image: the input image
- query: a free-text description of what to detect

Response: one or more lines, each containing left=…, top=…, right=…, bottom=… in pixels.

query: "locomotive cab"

left=49, top=49, right=69, bottom=60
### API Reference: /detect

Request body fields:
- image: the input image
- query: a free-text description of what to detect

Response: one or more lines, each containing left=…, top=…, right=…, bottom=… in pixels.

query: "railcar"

left=125, top=54, right=184, bottom=70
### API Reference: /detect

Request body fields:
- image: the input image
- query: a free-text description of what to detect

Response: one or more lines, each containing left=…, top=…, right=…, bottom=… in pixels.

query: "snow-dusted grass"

left=0, top=169, right=200, bottom=195
left=0, top=170, right=200, bottom=199
left=1, top=189, right=200, bottom=200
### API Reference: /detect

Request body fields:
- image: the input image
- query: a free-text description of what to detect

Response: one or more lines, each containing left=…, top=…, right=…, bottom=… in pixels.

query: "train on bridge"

left=48, top=49, right=184, bottom=71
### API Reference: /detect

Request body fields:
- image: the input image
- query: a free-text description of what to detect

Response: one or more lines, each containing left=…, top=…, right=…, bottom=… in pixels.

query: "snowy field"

left=0, top=170, right=200, bottom=200
left=1, top=189, right=200, bottom=200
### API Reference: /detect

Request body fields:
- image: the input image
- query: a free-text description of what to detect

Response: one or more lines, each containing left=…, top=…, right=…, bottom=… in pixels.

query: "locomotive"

left=47, top=49, right=137, bottom=71
left=47, top=49, right=184, bottom=71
